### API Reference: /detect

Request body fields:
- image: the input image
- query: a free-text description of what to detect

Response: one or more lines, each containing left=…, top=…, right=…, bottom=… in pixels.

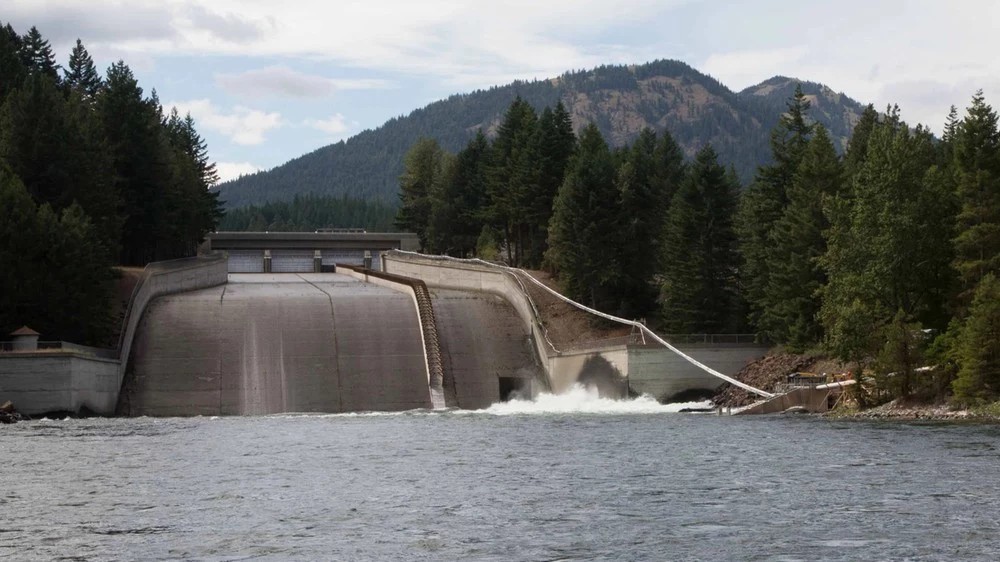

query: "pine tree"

left=762, top=125, right=843, bottom=349
left=20, top=26, right=59, bottom=81
left=0, top=164, right=114, bottom=345
left=952, top=274, right=1000, bottom=406
left=547, top=123, right=621, bottom=310
left=738, top=84, right=815, bottom=338
left=427, top=131, right=491, bottom=256
left=98, top=61, right=172, bottom=264
left=488, top=97, right=541, bottom=265
left=952, top=91, right=1000, bottom=301
left=0, top=22, right=26, bottom=101
left=821, top=109, right=953, bottom=373
left=617, top=127, right=666, bottom=317
left=652, top=128, right=686, bottom=207
left=661, top=145, right=740, bottom=333
left=395, top=137, right=443, bottom=249
left=843, top=104, right=879, bottom=181
left=64, top=39, right=102, bottom=99
left=532, top=101, right=576, bottom=266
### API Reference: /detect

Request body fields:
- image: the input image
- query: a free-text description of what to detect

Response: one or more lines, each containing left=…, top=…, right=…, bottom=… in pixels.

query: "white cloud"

left=702, top=47, right=809, bottom=89
left=214, top=161, right=263, bottom=183
left=215, top=66, right=392, bottom=98
left=12, top=0, right=691, bottom=89
left=169, top=99, right=282, bottom=145
left=304, top=113, right=350, bottom=135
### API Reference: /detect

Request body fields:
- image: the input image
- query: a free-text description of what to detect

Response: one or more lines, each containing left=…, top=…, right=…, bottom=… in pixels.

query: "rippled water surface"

left=3, top=395, right=1000, bottom=561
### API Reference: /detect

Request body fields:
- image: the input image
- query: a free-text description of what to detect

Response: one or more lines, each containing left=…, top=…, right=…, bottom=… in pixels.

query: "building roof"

left=10, top=326, right=39, bottom=336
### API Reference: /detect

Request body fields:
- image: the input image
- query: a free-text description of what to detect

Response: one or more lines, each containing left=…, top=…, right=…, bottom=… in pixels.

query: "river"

left=2, top=387, right=999, bottom=561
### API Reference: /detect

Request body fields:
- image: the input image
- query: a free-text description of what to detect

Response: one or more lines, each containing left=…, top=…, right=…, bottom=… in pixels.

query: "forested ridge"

left=214, top=60, right=863, bottom=208
left=219, top=195, right=397, bottom=232
left=398, top=86, right=1000, bottom=408
left=0, top=22, right=222, bottom=346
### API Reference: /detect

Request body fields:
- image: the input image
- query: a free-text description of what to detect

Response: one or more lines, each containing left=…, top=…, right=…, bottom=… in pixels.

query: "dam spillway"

left=122, top=273, right=432, bottom=416
left=431, top=289, right=543, bottom=409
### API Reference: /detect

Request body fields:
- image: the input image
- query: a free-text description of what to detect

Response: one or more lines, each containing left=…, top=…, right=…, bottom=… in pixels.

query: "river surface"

left=2, top=388, right=1000, bottom=561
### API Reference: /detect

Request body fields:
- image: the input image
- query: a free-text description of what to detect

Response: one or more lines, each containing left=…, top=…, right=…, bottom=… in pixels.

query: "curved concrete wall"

left=122, top=274, right=431, bottom=416
left=431, top=289, right=543, bottom=409
left=383, top=253, right=767, bottom=401
left=117, top=254, right=229, bottom=388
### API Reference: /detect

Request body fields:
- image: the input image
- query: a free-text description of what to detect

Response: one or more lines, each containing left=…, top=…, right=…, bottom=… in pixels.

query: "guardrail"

left=660, top=334, right=762, bottom=345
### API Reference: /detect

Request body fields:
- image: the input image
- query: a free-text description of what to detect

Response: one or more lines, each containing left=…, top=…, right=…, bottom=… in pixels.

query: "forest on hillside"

left=0, top=22, right=222, bottom=346
left=397, top=87, right=1000, bottom=409
left=214, top=60, right=863, bottom=208
left=219, top=194, right=397, bottom=232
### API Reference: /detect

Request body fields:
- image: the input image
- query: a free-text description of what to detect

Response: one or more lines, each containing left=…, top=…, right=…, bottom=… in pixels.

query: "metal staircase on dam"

left=410, top=280, right=447, bottom=408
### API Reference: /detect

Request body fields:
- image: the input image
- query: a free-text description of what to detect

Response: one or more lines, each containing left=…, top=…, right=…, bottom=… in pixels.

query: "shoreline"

left=826, top=399, right=1000, bottom=422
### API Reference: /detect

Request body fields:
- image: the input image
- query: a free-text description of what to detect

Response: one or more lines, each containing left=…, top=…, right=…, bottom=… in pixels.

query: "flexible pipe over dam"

left=389, top=251, right=774, bottom=399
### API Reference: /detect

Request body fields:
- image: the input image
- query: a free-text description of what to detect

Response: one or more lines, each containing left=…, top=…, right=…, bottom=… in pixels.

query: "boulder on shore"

left=0, top=400, right=23, bottom=424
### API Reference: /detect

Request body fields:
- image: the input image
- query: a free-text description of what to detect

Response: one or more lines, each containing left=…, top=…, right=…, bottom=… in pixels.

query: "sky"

left=5, top=0, right=999, bottom=183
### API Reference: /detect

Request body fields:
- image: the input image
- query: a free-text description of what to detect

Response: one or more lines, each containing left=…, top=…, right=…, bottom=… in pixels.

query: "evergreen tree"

left=98, top=61, right=174, bottom=264
left=488, top=96, right=541, bottom=265
left=0, top=22, right=26, bottom=101
left=547, top=124, right=621, bottom=310
left=532, top=101, right=576, bottom=266
left=64, top=39, right=102, bottom=99
left=661, top=145, right=741, bottom=333
left=821, top=109, right=954, bottom=374
left=20, top=26, right=59, bottom=81
left=843, top=104, right=879, bottom=180
left=652, top=128, right=686, bottom=207
left=952, top=274, right=1000, bottom=406
left=427, top=131, right=491, bottom=256
left=0, top=72, right=121, bottom=254
left=617, top=127, right=666, bottom=317
left=395, top=137, right=443, bottom=249
left=952, top=91, right=1000, bottom=301
left=939, top=104, right=960, bottom=165
left=738, top=84, right=815, bottom=337
left=762, top=125, right=843, bottom=349
left=0, top=164, right=114, bottom=345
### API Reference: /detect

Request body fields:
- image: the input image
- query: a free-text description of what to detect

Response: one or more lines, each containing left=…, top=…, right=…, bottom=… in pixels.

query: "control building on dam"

left=206, top=231, right=420, bottom=273
left=1, top=238, right=768, bottom=417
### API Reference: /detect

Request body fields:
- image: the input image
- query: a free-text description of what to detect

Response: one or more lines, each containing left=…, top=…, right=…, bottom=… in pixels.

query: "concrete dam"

left=121, top=273, right=544, bottom=415
left=1, top=234, right=768, bottom=417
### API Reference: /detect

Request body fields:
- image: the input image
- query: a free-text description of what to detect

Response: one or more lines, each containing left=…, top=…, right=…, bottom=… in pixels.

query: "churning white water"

left=474, top=383, right=712, bottom=415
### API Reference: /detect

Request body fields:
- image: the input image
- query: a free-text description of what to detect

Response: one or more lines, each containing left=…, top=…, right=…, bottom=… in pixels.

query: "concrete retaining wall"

left=384, top=254, right=554, bottom=374
left=384, top=253, right=769, bottom=402
left=117, top=254, right=229, bottom=388
left=384, top=254, right=630, bottom=397
left=735, top=387, right=831, bottom=415
left=0, top=354, right=119, bottom=415
left=0, top=254, right=228, bottom=416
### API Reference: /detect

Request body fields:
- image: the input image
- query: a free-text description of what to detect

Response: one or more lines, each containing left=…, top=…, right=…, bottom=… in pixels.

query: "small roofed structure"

left=9, top=326, right=40, bottom=351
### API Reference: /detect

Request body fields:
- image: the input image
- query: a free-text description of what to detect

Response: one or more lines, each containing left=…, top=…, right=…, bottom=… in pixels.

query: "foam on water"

left=471, top=384, right=712, bottom=416
left=251, top=385, right=711, bottom=418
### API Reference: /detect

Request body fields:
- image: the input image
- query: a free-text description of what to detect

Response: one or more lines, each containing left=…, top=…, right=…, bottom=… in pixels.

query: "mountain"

left=214, top=60, right=865, bottom=209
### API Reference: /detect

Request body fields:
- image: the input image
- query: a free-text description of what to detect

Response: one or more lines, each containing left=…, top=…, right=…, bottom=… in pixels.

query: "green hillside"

left=214, top=60, right=864, bottom=208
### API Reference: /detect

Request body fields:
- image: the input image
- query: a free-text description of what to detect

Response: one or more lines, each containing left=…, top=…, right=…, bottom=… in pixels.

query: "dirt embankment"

left=713, top=353, right=850, bottom=408
left=518, top=270, right=631, bottom=349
